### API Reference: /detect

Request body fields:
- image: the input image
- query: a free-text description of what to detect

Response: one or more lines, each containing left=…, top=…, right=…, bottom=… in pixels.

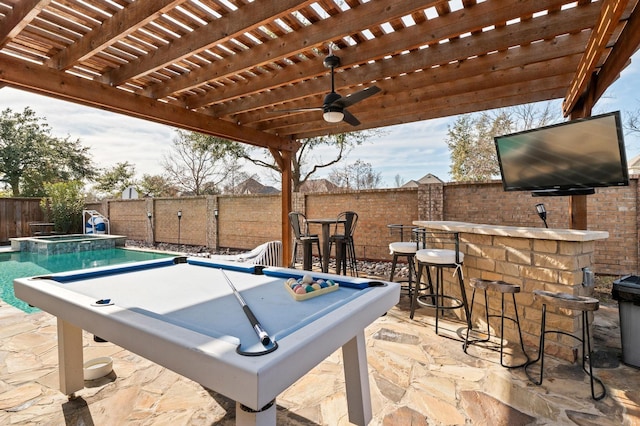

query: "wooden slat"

left=48, top=0, right=186, bottom=70
left=592, top=3, right=640, bottom=103
left=151, top=0, right=443, bottom=100
left=0, top=0, right=637, bottom=144
left=189, top=0, right=599, bottom=111
left=0, top=0, right=52, bottom=47
left=105, top=0, right=315, bottom=85
left=562, top=0, right=630, bottom=115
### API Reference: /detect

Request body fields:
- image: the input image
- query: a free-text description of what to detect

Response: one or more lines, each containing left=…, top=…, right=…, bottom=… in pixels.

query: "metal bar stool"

left=288, top=212, right=322, bottom=271
left=524, top=290, right=606, bottom=400
left=462, top=278, right=529, bottom=368
left=387, top=225, right=424, bottom=297
left=329, top=211, right=358, bottom=276
left=410, top=231, right=471, bottom=335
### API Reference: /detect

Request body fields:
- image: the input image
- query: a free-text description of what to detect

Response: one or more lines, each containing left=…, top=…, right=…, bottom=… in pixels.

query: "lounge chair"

left=209, top=241, right=282, bottom=267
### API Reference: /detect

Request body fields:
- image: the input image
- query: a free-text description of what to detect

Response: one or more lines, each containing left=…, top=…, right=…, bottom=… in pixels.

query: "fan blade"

left=270, top=106, right=323, bottom=113
left=333, top=85, right=381, bottom=108
left=342, top=109, right=361, bottom=126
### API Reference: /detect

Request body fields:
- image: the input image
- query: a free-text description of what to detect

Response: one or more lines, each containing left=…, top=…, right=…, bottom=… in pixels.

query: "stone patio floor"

left=1, top=286, right=639, bottom=425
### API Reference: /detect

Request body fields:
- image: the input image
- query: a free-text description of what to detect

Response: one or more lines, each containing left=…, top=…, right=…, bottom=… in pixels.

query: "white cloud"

left=1, top=87, right=175, bottom=176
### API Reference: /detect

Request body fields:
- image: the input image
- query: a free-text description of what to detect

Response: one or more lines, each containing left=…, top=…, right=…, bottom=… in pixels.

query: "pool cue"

left=219, top=269, right=272, bottom=346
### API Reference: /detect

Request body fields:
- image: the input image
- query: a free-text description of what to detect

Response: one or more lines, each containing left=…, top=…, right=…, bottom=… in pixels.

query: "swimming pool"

left=1, top=248, right=174, bottom=313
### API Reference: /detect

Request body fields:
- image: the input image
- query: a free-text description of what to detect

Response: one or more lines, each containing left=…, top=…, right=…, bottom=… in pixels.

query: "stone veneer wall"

left=84, top=176, right=639, bottom=276
left=429, top=229, right=599, bottom=362
left=10, top=235, right=125, bottom=254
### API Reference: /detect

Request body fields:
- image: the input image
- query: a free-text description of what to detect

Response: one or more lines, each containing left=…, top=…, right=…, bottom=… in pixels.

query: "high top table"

left=14, top=257, right=399, bottom=425
left=306, top=217, right=345, bottom=273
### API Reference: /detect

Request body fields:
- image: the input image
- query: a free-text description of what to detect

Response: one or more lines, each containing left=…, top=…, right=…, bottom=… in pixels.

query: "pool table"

left=14, top=256, right=400, bottom=425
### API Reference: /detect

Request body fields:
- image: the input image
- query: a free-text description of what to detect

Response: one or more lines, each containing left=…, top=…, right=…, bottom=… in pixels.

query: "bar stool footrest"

left=525, top=294, right=606, bottom=400
left=416, top=294, right=464, bottom=310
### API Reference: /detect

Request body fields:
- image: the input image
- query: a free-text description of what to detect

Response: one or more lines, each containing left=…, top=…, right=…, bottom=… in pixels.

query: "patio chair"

left=329, top=211, right=358, bottom=276
left=288, top=212, right=322, bottom=270
left=209, top=240, right=282, bottom=267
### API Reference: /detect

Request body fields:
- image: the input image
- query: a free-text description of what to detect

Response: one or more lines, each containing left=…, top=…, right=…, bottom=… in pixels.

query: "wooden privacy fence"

left=0, top=198, right=46, bottom=242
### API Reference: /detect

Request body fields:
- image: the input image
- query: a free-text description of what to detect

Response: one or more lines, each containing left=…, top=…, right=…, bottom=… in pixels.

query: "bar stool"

left=524, top=290, right=606, bottom=400
left=410, top=231, right=470, bottom=335
left=389, top=241, right=418, bottom=295
left=387, top=225, right=422, bottom=296
left=462, top=278, right=529, bottom=368
left=329, top=211, right=358, bottom=276
left=288, top=212, right=322, bottom=270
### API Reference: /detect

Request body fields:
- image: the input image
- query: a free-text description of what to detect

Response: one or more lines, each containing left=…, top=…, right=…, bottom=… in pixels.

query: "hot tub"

left=10, top=234, right=126, bottom=255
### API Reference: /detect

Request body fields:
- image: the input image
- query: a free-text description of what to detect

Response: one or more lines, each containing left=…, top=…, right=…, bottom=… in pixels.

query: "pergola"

left=1, top=0, right=639, bottom=262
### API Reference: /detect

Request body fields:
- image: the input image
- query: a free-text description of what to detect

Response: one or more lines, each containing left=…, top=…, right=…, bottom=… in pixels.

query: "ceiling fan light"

left=323, top=110, right=344, bottom=123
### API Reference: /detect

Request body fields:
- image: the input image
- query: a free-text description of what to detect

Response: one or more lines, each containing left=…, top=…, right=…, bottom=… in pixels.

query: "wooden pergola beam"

left=198, top=1, right=600, bottom=111
left=563, top=1, right=635, bottom=230
left=563, top=0, right=630, bottom=115
left=0, top=55, right=297, bottom=152
left=593, top=2, right=640, bottom=101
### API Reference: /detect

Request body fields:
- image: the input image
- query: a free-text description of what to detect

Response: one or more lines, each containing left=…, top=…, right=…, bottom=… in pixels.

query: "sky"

left=1, top=51, right=639, bottom=189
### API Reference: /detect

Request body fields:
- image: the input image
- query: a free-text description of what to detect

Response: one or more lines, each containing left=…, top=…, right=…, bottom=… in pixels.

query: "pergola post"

left=567, top=83, right=595, bottom=230
left=270, top=148, right=294, bottom=266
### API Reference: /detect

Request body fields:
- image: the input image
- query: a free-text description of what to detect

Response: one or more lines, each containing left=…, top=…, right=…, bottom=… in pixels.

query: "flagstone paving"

left=1, top=292, right=639, bottom=425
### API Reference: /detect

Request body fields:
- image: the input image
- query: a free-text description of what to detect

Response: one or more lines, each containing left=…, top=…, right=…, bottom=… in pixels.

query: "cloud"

left=1, top=87, right=175, bottom=176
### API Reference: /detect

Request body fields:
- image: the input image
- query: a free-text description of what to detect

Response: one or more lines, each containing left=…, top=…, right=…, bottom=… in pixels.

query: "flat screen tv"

left=494, top=111, right=628, bottom=196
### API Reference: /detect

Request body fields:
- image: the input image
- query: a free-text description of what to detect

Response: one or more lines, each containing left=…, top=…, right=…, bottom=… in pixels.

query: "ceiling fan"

left=275, top=52, right=381, bottom=126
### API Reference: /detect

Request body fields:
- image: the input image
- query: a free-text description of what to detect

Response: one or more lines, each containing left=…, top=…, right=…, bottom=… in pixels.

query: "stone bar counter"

left=413, top=220, right=609, bottom=362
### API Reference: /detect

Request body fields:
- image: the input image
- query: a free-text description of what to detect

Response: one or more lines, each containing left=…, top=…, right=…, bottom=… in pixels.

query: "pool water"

left=1, top=248, right=173, bottom=313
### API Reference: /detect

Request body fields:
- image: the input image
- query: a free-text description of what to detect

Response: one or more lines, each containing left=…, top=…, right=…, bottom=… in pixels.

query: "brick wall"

left=305, top=188, right=419, bottom=261
left=217, top=194, right=282, bottom=249
left=442, top=180, right=638, bottom=275
left=103, top=199, right=149, bottom=240
left=87, top=177, right=639, bottom=276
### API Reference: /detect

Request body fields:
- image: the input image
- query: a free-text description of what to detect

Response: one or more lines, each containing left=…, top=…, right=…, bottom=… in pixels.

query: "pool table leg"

left=235, top=399, right=276, bottom=426
left=57, top=318, right=84, bottom=396
left=342, top=331, right=372, bottom=426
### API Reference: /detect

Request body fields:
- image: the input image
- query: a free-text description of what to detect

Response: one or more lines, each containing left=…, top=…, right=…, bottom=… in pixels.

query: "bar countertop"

left=412, top=221, right=609, bottom=242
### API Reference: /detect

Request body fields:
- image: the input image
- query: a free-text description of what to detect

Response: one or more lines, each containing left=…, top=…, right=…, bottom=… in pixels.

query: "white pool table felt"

left=53, top=263, right=365, bottom=350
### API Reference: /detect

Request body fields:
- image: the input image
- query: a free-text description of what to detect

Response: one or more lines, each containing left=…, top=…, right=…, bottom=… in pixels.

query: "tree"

left=626, top=107, right=640, bottom=136
left=446, top=103, right=559, bottom=181
left=161, top=130, right=234, bottom=195
left=329, top=160, right=382, bottom=190
left=221, top=130, right=382, bottom=192
left=138, top=174, right=179, bottom=197
left=40, top=181, right=85, bottom=233
left=93, top=161, right=136, bottom=197
left=393, top=174, right=405, bottom=187
left=0, top=107, right=95, bottom=196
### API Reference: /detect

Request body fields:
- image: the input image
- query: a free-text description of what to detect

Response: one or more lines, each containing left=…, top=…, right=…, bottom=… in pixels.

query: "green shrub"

left=40, top=181, right=85, bottom=234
